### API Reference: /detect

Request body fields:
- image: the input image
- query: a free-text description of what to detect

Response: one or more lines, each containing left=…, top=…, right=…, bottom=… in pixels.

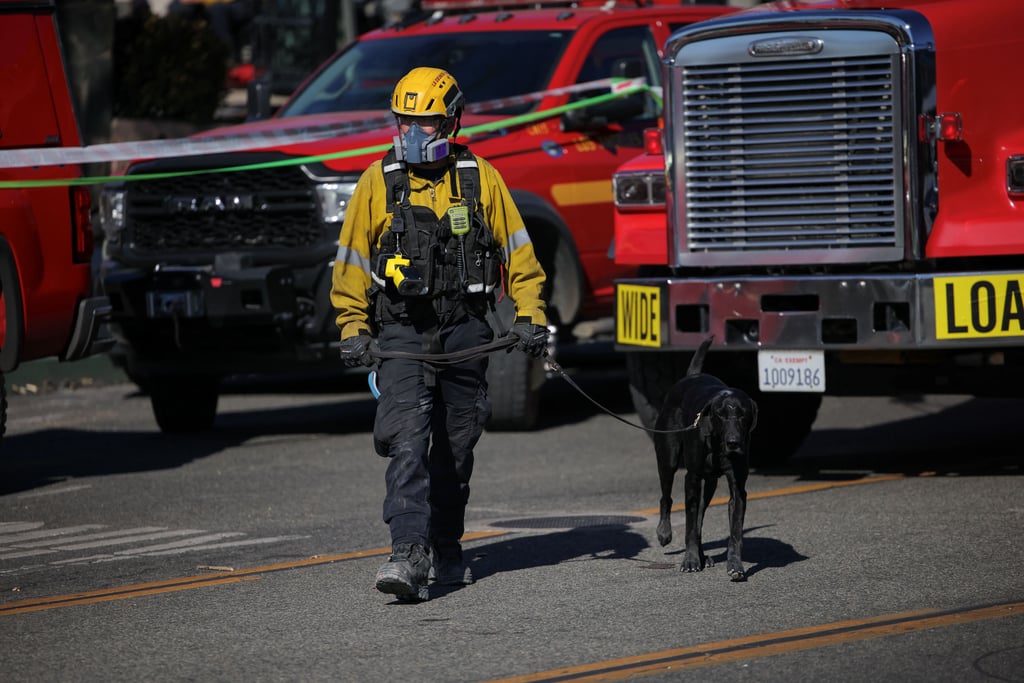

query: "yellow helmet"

left=392, top=66, right=464, bottom=122
left=391, top=67, right=464, bottom=163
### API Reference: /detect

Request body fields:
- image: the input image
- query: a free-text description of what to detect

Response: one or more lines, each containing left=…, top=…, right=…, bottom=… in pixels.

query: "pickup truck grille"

left=672, top=30, right=905, bottom=265
left=125, top=164, right=322, bottom=252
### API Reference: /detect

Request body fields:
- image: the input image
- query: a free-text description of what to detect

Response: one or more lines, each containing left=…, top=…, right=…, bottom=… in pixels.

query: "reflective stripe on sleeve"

left=334, top=245, right=372, bottom=275
left=505, top=225, right=532, bottom=262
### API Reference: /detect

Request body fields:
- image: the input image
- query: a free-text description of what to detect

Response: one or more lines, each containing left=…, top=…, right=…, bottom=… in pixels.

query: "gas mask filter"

left=394, top=122, right=450, bottom=165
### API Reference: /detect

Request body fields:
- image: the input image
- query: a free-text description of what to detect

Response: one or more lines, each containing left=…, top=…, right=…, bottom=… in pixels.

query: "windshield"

left=280, top=31, right=572, bottom=118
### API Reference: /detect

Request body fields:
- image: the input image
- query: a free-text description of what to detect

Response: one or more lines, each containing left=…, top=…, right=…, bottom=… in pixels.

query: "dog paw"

left=727, top=564, right=746, bottom=582
left=680, top=553, right=705, bottom=573
left=656, top=521, right=672, bottom=547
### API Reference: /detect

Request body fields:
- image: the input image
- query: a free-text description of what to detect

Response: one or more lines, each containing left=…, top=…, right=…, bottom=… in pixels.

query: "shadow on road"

left=657, top=524, right=809, bottom=581
left=709, top=534, right=809, bottom=580
left=0, top=393, right=382, bottom=496
left=0, top=364, right=632, bottom=496
left=765, top=396, right=1024, bottom=479
left=424, top=524, right=650, bottom=601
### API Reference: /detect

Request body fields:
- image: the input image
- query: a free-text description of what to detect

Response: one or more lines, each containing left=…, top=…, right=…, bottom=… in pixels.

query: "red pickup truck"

left=0, top=0, right=112, bottom=440
left=99, top=0, right=733, bottom=433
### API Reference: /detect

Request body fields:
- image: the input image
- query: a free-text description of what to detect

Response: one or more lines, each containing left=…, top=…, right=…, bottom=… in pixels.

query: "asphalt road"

left=1, top=364, right=1022, bottom=682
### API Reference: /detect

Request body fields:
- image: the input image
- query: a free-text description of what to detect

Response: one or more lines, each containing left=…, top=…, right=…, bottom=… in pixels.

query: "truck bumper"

left=103, top=262, right=335, bottom=373
left=615, top=270, right=1024, bottom=351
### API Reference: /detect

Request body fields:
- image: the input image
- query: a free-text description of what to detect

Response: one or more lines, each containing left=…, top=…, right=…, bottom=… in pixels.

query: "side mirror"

left=561, top=58, right=648, bottom=132
left=247, top=75, right=274, bottom=121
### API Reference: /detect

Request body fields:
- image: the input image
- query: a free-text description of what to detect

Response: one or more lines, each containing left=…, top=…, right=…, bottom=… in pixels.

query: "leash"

left=368, top=338, right=696, bottom=435
left=543, top=355, right=698, bottom=435
left=369, top=336, right=518, bottom=364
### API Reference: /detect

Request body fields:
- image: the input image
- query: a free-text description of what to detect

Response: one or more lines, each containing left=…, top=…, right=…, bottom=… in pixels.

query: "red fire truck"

left=613, top=0, right=1024, bottom=464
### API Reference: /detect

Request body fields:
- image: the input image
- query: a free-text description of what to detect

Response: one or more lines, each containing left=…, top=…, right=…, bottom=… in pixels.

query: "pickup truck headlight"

left=99, top=187, right=126, bottom=244
left=315, top=181, right=359, bottom=224
left=613, top=172, right=666, bottom=208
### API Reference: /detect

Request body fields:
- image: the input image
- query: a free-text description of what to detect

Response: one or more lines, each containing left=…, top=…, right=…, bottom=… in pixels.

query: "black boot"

left=375, top=543, right=431, bottom=601
left=431, top=540, right=473, bottom=586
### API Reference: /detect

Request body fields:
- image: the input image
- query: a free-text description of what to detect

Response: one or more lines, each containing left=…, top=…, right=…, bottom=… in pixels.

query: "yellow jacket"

left=332, top=154, right=547, bottom=340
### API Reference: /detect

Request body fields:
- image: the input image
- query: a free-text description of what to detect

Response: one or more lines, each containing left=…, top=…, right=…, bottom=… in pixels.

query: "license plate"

left=616, top=284, right=662, bottom=347
left=146, top=291, right=204, bottom=318
left=934, top=273, right=1024, bottom=339
left=757, top=350, right=825, bottom=393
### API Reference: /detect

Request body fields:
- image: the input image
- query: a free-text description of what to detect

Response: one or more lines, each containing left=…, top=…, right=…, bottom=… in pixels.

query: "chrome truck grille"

left=667, top=29, right=907, bottom=266
left=124, top=159, right=322, bottom=253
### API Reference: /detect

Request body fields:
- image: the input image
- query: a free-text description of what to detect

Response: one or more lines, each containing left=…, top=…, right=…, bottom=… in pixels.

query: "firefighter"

left=331, top=66, right=549, bottom=601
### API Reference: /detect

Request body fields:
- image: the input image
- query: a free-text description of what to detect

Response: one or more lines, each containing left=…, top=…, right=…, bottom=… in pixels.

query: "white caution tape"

left=0, top=78, right=646, bottom=169
left=0, top=115, right=393, bottom=169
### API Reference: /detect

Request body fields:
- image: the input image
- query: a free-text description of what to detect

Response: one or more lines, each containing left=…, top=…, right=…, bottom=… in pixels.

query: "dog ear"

left=748, top=401, right=758, bottom=432
left=698, top=410, right=713, bottom=440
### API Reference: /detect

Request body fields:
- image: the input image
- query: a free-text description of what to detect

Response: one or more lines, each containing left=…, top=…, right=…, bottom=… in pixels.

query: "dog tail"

left=686, top=335, right=715, bottom=376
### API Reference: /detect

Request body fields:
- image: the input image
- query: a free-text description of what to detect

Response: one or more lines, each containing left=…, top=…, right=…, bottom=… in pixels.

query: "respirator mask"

left=394, top=119, right=450, bottom=165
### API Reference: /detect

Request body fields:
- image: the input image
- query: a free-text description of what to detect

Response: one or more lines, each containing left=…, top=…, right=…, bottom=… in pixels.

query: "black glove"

left=340, top=333, right=376, bottom=368
left=510, top=322, right=549, bottom=359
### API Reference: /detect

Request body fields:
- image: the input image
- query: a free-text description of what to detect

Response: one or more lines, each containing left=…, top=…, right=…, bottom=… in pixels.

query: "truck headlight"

left=613, top=172, right=666, bottom=208
left=315, top=181, right=359, bottom=224
left=99, top=187, right=126, bottom=244
left=1008, top=155, right=1024, bottom=194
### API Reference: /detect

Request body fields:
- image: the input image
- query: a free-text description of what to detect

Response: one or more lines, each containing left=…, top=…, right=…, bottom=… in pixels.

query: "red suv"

left=100, top=0, right=732, bottom=432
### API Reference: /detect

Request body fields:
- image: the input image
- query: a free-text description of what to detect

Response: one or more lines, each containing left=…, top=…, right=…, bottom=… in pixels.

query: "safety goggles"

left=396, top=114, right=446, bottom=130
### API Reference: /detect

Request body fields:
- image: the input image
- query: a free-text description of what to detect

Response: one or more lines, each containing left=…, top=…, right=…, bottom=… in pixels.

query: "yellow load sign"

left=616, top=284, right=662, bottom=347
left=934, top=274, right=1024, bottom=339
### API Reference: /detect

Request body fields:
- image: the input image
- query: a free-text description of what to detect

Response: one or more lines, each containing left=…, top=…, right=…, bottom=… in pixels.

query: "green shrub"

left=113, top=13, right=228, bottom=124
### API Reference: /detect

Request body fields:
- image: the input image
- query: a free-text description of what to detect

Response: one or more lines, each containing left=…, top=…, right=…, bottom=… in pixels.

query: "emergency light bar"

left=643, top=127, right=663, bottom=156
left=420, top=0, right=678, bottom=11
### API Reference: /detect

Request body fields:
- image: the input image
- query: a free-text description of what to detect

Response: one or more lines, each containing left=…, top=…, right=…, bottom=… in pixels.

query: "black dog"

left=653, top=336, right=757, bottom=581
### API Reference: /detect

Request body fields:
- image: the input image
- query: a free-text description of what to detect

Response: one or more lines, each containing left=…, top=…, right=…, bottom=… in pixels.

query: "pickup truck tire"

left=1, top=257, right=17, bottom=442
left=149, top=375, right=219, bottom=433
left=0, top=249, right=25, bottom=374
left=743, top=391, right=821, bottom=467
left=485, top=296, right=545, bottom=431
left=0, top=372, right=6, bottom=440
left=625, top=350, right=820, bottom=467
left=485, top=346, right=545, bottom=431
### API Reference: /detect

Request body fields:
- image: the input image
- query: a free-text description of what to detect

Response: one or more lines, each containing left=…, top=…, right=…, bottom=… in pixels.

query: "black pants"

left=373, top=313, right=493, bottom=549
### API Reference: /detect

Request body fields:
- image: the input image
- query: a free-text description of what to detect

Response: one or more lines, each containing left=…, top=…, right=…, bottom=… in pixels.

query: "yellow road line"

left=1, top=576, right=262, bottom=615
left=0, top=477, right=922, bottom=616
left=632, top=473, right=914, bottom=516
left=484, top=601, right=1024, bottom=683
left=0, top=530, right=506, bottom=616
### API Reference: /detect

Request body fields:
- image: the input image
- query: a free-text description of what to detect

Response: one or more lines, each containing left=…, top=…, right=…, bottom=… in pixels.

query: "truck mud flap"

left=62, top=296, right=115, bottom=361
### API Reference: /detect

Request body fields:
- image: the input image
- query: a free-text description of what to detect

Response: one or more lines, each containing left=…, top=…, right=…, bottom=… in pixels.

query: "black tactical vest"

left=370, top=145, right=504, bottom=324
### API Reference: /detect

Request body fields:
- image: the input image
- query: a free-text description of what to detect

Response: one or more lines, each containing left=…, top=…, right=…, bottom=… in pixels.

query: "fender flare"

left=0, top=236, right=25, bottom=373
left=508, top=189, right=586, bottom=326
